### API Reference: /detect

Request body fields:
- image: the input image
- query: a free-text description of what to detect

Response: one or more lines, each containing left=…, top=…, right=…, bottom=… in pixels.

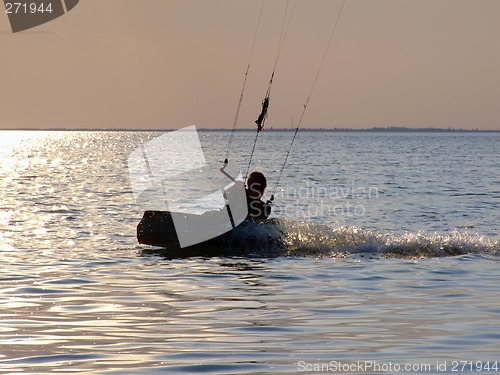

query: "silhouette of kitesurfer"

left=246, top=171, right=272, bottom=220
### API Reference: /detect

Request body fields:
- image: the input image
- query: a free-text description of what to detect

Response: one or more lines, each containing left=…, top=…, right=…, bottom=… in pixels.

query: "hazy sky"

left=1, top=0, right=500, bottom=130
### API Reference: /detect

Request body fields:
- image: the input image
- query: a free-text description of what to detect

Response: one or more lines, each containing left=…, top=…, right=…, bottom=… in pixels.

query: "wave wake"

left=278, top=221, right=499, bottom=259
left=140, top=218, right=499, bottom=259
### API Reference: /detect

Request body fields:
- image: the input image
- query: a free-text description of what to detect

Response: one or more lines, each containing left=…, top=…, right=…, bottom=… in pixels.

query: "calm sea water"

left=1, top=130, right=499, bottom=374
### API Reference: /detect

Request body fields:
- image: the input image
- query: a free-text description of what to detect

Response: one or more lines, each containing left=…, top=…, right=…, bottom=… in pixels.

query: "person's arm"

left=263, top=199, right=272, bottom=219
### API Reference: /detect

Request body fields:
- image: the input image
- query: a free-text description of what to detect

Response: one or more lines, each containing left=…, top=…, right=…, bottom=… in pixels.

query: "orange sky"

left=1, top=0, right=499, bottom=130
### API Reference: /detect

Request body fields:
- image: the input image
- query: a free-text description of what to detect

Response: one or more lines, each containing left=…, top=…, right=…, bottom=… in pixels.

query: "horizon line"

left=1, top=126, right=499, bottom=132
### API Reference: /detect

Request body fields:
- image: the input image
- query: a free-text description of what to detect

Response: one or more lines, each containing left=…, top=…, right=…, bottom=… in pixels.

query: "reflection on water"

left=1, top=255, right=500, bottom=374
left=1, top=131, right=499, bottom=373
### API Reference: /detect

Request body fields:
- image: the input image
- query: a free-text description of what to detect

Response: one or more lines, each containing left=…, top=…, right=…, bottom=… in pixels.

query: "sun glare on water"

left=0, top=131, right=54, bottom=171
left=0, top=131, right=67, bottom=251
left=0, top=130, right=54, bottom=148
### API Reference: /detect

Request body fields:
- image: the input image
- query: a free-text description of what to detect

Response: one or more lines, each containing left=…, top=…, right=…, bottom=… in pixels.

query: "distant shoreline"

left=2, top=127, right=499, bottom=133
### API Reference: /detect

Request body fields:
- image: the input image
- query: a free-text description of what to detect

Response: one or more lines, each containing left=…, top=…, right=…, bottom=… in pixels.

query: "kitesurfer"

left=246, top=171, right=272, bottom=220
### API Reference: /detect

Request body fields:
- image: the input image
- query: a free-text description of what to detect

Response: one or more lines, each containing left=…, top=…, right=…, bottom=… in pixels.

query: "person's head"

left=247, top=171, right=267, bottom=199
